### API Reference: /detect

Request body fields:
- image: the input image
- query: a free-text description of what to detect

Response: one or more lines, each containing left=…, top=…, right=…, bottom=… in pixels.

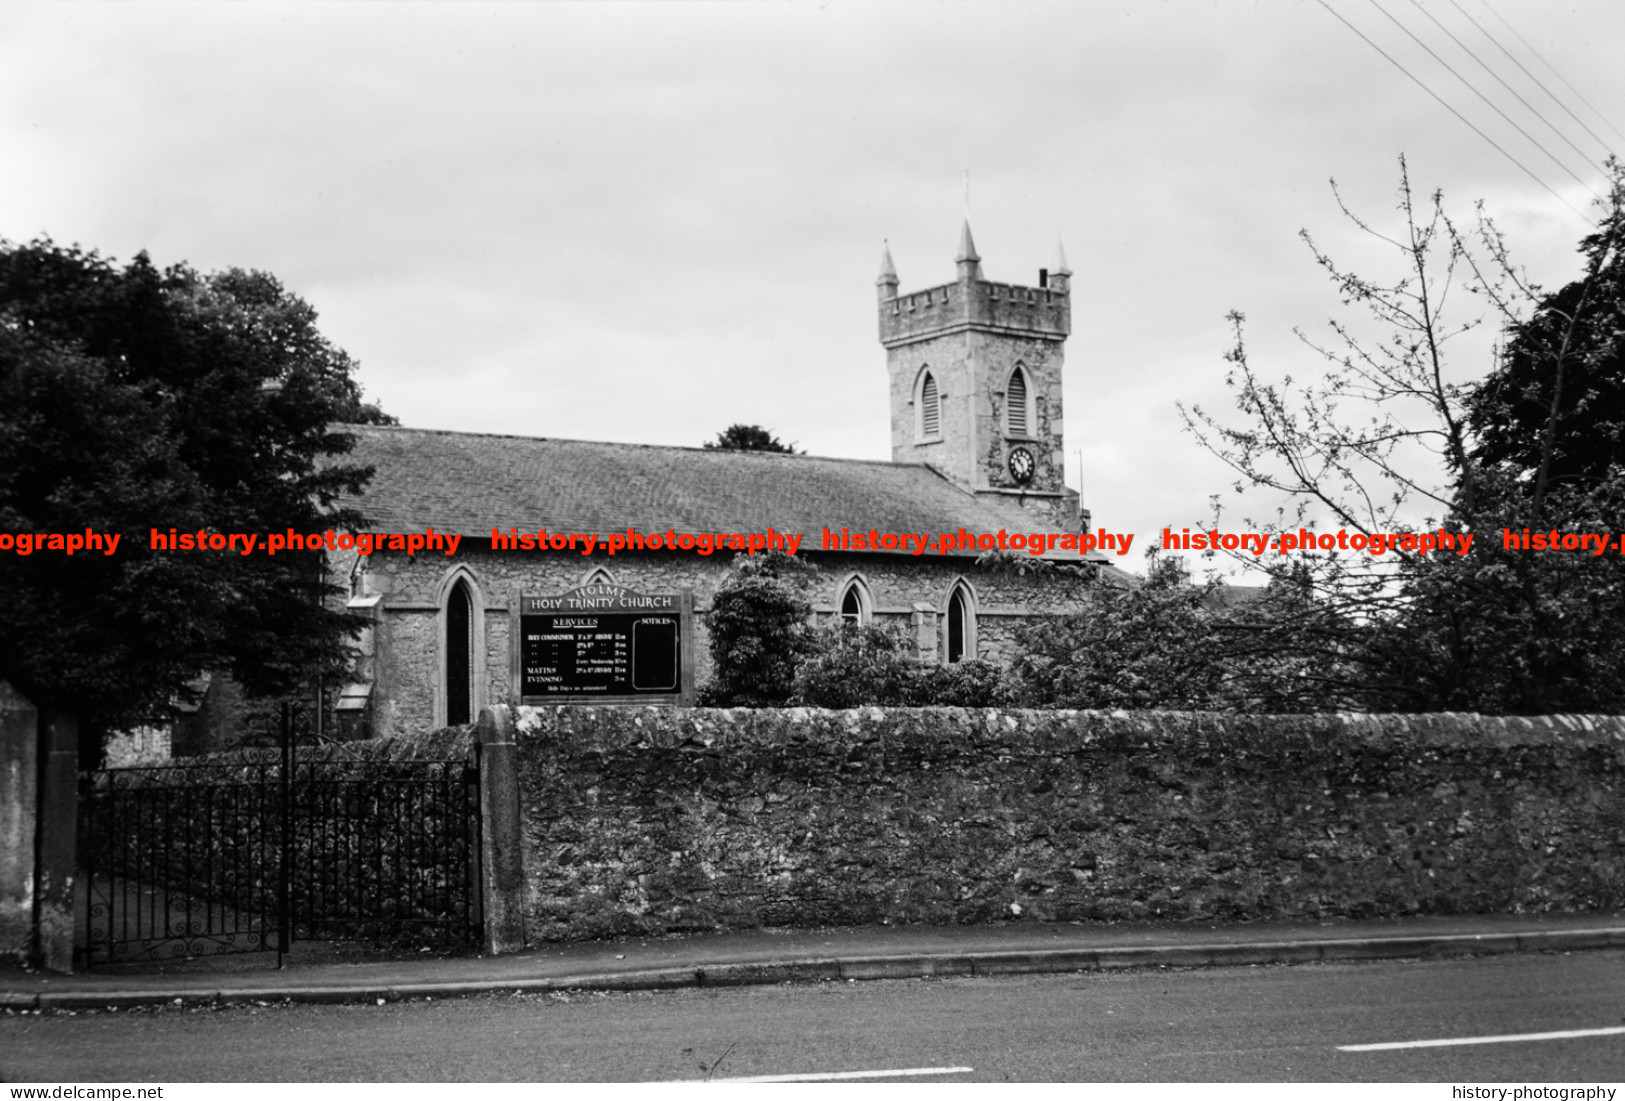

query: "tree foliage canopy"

left=1469, top=185, right=1625, bottom=500
left=0, top=238, right=391, bottom=732
left=792, top=623, right=1011, bottom=708
left=698, top=552, right=817, bottom=706
left=998, top=553, right=1353, bottom=712
left=702, top=424, right=800, bottom=453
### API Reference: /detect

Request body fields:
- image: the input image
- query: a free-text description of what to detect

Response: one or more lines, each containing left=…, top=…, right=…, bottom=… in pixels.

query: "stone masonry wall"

left=508, top=706, right=1625, bottom=942
left=362, top=549, right=1087, bottom=737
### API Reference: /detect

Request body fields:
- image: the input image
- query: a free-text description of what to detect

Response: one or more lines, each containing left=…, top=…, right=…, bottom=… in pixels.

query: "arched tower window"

left=945, top=581, right=977, bottom=664
left=918, top=369, right=941, bottom=439
left=1006, top=364, right=1030, bottom=437
left=445, top=579, right=473, bottom=726
left=837, top=576, right=871, bottom=627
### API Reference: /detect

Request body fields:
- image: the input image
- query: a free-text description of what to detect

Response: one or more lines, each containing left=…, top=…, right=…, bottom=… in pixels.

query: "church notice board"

left=513, top=583, right=696, bottom=706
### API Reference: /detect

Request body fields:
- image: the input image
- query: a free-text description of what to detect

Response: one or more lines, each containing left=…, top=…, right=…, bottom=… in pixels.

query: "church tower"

left=878, top=222, right=1076, bottom=526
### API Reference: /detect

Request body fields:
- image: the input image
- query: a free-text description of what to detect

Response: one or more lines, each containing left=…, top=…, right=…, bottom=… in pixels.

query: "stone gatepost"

left=34, top=708, right=78, bottom=972
left=475, top=705, right=527, bottom=954
left=0, top=683, right=37, bottom=966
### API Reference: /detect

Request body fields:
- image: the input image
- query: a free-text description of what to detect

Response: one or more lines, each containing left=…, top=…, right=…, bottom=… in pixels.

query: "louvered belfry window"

left=921, top=371, right=940, bottom=437
left=1007, top=368, right=1028, bottom=436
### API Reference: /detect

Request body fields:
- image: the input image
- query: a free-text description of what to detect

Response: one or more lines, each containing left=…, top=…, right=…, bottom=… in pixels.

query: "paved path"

left=4, top=911, right=1623, bottom=1010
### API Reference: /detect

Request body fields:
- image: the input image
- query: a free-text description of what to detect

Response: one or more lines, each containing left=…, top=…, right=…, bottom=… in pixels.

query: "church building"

left=330, top=222, right=1128, bottom=738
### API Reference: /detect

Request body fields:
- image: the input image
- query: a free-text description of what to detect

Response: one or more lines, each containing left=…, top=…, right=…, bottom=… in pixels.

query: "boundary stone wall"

left=508, top=706, right=1625, bottom=942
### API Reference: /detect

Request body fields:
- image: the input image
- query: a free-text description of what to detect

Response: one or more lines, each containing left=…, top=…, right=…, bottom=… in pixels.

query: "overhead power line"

left=1448, top=0, right=1619, bottom=158
left=1407, top=0, right=1605, bottom=177
left=1316, top=0, right=1596, bottom=226
left=1366, top=0, right=1603, bottom=204
left=1474, top=0, right=1625, bottom=150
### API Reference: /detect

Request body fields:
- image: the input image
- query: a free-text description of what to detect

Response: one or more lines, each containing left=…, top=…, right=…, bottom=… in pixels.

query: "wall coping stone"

left=508, top=705, right=1625, bottom=752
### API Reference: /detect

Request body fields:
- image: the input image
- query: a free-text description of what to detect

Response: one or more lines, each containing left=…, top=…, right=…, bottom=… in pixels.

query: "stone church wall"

left=357, top=547, right=1091, bottom=738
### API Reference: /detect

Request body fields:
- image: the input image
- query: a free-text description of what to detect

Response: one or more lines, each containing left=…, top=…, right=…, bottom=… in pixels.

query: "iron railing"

left=80, top=710, right=480, bottom=966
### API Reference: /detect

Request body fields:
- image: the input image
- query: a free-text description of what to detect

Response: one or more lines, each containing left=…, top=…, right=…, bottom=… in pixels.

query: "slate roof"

left=334, top=424, right=1126, bottom=568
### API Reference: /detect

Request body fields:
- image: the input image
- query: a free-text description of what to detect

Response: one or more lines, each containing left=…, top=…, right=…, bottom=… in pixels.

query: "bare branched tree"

left=1182, top=158, right=1482, bottom=555
left=1177, top=156, right=1625, bottom=712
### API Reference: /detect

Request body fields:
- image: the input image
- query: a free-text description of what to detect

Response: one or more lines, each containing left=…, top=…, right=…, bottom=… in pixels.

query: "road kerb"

left=970, top=950, right=1100, bottom=975
left=699, top=961, right=843, bottom=986
left=0, top=990, right=37, bottom=1011
left=838, top=955, right=976, bottom=981
left=1206, top=941, right=1323, bottom=967
left=8, top=925, right=1625, bottom=1010
left=564, top=967, right=702, bottom=991
left=1095, top=945, right=1216, bottom=969
left=1517, top=928, right=1625, bottom=952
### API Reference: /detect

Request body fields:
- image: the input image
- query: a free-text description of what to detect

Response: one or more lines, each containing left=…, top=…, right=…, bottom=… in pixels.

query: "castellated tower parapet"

left=879, top=222, right=1078, bottom=529
left=876, top=244, right=1071, bottom=349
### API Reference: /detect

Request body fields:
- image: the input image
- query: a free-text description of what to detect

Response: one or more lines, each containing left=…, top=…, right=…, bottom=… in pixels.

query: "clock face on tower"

left=1008, top=446, right=1036, bottom=485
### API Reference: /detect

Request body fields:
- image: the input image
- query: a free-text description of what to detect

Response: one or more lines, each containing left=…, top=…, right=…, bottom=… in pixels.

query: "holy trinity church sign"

left=514, top=583, right=696, bottom=705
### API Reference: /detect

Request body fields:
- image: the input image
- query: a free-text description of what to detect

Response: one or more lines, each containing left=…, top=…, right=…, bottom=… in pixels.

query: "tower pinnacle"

left=955, top=218, right=979, bottom=262
left=1051, top=236, right=1071, bottom=293
left=877, top=240, right=898, bottom=304
left=877, top=240, right=898, bottom=284
left=955, top=218, right=981, bottom=281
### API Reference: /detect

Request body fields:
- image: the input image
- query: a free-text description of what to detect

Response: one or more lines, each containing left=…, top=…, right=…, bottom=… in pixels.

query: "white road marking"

left=670, top=1065, right=975, bottom=1083
left=1340, top=1025, right=1625, bottom=1052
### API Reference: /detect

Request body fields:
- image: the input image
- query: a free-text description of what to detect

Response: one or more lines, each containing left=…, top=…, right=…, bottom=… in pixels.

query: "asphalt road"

left=6, top=950, right=1625, bottom=1082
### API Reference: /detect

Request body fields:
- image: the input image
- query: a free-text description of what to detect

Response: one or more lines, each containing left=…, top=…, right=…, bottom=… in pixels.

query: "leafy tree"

left=911, top=657, right=1012, bottom=708
left=1007, top=552, right=1357, bottom=712
left=1375, top=476, right=1625, bottom=712
left=0, top=238, right=386, bottom=737
left=698, top=552, right=817, bottom=706
left=1180, top=159, right=1625, bottom=714
left=1380, top=168, right=1625, bottom=712
left=1008, top=553, right=1227, bottom=710
left=1469, top=167, right=1625, bottom=507
left=793, top=623, right=1013, bottom=708
left=792, top=624, right=919, bottom=707
left=703, top=424, right=800, bottom=453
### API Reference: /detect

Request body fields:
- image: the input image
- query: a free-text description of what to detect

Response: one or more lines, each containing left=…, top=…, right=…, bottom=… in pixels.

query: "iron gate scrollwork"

left=80, top=706, right=481, bottom=966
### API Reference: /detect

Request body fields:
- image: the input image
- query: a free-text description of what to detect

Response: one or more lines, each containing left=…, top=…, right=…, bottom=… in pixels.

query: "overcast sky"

left=5, top=1, right=1622, bottom=571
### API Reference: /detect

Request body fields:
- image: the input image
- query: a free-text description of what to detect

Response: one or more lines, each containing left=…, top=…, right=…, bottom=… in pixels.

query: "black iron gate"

left=79, top=709, right=482, bottom=966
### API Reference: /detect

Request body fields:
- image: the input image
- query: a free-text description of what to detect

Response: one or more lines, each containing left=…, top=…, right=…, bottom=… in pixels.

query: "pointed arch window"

left=1006, top=365, right=1030, bottom=437
left=437, top=568, right=485, bottom=729
left=445, top=579, right=474, bottom=726
left=838, top=576, right=871, bottom=627
left=945, top=582, right=976, bottom=664
left=919, top=370, right=941, bottom=439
